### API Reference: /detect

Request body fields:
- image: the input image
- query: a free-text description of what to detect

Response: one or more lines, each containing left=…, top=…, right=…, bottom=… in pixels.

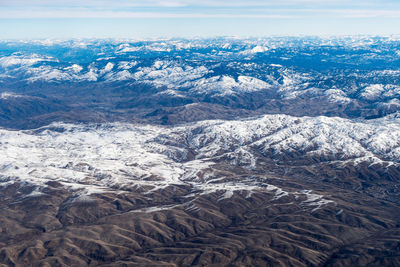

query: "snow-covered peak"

left=0, top=37, right=400, bottom=107
left=361, top=84, right=385, bottom=100
left=0, top=92, right=26, bottom=100
left=0, top=114, right=399, bottom=202
left=64, top=64, right=83, bottom=73
left=0, top=54, right=56, bottom=68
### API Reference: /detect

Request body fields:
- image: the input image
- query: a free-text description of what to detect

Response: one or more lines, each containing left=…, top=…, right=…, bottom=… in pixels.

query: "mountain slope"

left=1, top=37, right=400, bottom=266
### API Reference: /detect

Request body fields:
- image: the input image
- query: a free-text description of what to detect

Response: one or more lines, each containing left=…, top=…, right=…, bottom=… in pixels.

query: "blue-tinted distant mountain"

left=1, top=36, right=400, bottom=128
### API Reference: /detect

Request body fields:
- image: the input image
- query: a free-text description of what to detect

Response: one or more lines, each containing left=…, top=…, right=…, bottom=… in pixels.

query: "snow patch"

left=65, top=64, right=83, bottom=73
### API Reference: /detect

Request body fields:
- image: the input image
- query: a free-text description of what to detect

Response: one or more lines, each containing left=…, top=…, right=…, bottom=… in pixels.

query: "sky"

left=1, top=0, right=400, bottom=39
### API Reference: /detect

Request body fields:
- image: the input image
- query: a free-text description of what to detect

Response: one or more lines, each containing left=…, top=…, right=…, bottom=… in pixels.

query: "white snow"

left=0, top=54, right=56, bottom=68
left=240, top=45, right=269, bottom=55
left=117, top=44, right=142, bottom=53
left=361, top=84, right=385, bottom=100
left=298, top=190, right=335, bottom=212
left=250, top=46, right=269, bottom=53
left=106, top=70, right=133, bottom=81
left=0, top=113, right=398, bottom=208
left=100, top=62, right=114, bottom=75
left=189, top=75, right=271, bottom=95
left=0, top=92, right=25, bottom=100
left=130, top=204, right=181, bottom=213
left=65, top=64, right=83, bottom=73
left=133, top=61, right=209, bottom=89
left=324, top=89, right=352, bottom=104
left=118, top=61, right=138, bottom=70
left=26, top=66, right=72, bottom=82
left=80, top=69, right=98, bottom=81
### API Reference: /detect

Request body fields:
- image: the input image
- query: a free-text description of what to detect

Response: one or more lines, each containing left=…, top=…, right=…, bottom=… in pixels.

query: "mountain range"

left=0, top=37, right=400, bottom=266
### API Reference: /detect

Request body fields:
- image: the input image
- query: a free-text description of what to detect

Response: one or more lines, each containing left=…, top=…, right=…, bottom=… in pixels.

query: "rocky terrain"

left=1, top=36, right=400, bottom=128
left=0, top=37, right=400, bottom=266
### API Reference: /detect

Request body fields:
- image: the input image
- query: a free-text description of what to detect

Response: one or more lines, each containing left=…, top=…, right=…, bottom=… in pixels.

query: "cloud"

left=0, top=0, right=394, bottom=8
left=329, top=9, right=400, bottom=18
left=0, top=0, right=399, bottom=19
left=0, top=10, right=296, bottom=19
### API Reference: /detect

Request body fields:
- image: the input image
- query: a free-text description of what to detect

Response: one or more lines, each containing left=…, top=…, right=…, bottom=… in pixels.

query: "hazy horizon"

left=1, top=0, right=400, bottom=39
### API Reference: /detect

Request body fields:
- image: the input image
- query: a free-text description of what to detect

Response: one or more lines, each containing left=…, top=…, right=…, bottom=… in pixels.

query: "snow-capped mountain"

left=0, top=36, right=400, bottom=130
left=1, top=37, right=400, bottom=266
left=1, top=113, right=399, bottom=201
